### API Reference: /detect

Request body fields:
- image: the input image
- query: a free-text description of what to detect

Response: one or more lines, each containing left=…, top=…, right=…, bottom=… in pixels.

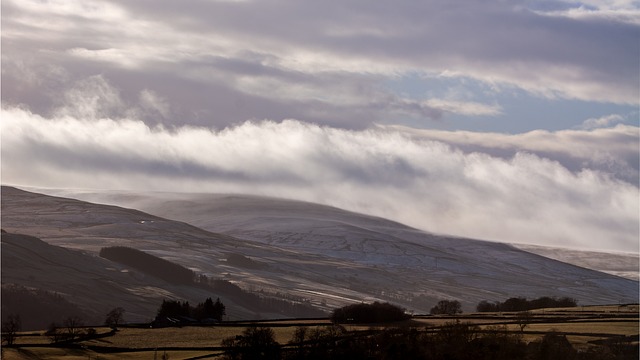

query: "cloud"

left=137, top=89, right=171, bottom=120
left=578, top=114, right=627, bottom=130
left=54, top=75, right=125, bottom=119
left=2, top=105, right=638, bottom=252
left=423, top=99, right=503, bottom=116
left=535, top=7, right=640, bottom=25
left=2, top=0, right=638, bottom=131
left=2, top=1, right=638, bottom=253
left=386, top=122, right=640, bottom=184
left=534, top=0, right=640, bottom=25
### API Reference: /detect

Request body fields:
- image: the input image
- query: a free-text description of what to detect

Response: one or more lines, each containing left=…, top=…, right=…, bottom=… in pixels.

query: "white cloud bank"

left=2, top=105, right=637, bottom=253
left=1, top=0, right=638, bottom=253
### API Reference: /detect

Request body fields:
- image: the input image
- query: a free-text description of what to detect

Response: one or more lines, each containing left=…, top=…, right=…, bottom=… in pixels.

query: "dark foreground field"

left=2, top=305, right=638, bottom=359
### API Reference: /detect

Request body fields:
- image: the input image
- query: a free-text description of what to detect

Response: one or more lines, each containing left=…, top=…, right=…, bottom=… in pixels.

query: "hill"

left=33, top=187, right=640, bottom=280
left=1, top=231, right=166, bottom=328
left=1, top=186, right=638, bottom=326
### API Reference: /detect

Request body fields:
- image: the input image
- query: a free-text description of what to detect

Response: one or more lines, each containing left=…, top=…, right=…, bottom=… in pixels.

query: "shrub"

left=222, top=327, right=280, bottom=360
left=331, top=301, right=409, bottom=324
left=430, top=300, right=462, bottom=315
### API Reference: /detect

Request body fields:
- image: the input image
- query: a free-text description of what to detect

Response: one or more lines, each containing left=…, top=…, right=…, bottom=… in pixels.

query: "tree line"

left=476, top=296, right=578, bottom=312
left=220, top=321, right=637, bottom=360
left=155, top=297, right=226, bottom=323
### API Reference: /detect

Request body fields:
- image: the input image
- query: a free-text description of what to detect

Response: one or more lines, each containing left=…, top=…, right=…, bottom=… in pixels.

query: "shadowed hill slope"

left=2, top=231, right=169, bottom=328
left=1, top=230, right=324, bottom=330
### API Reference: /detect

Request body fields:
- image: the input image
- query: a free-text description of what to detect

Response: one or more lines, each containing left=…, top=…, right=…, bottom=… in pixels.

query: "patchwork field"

left=3, top=305, right=637, bottom=359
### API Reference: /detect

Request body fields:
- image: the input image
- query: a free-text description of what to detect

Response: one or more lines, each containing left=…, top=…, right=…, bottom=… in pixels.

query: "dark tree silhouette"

left=476, top=300, right=499, bottom=312
left=155, top=297, right=226, bottom=326
left=430, top=300, right=462, bottom=315
left=63, top=316, right=84, bottom=340
left=516, top=311, right=533, bottom=332
left=213, top=298, right=226, bottom=321
left=105, top=307, right=125, bottom=328
left=501, top=297, right=529, bottom=312
left=1, top=314, right=21, bottom=346
left=530, top=332, right=576, bottom=360
left=46, top=318, right=84, bottom=344
left=476, top=296, right=578, bottom=312
left=157, top=300, right=191, bottom=318
left=288, top=326, right=308, bottom=357
left=331, top=301, right=409, bottom=324
left=222, top=327, right=280, bottom=360
left=194, top=297, right=226, bottom=321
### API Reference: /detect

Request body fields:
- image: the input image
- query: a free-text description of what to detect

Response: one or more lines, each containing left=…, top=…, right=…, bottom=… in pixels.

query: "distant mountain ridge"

left=1, top=186, right=638, bottom=329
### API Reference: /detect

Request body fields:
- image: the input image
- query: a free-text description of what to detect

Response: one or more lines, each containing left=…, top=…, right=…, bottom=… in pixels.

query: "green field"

left=3, top=305, right=638, bottom=359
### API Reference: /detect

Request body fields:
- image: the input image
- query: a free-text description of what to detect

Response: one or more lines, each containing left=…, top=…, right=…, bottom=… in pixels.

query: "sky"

left=1, top=0, right=639, bottom=252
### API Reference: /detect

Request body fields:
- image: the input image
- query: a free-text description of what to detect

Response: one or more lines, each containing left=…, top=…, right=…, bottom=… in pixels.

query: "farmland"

left=2, top=305, right=638, bottom=359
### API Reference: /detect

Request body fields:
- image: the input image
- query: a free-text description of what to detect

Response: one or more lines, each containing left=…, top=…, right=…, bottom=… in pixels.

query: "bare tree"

left=63, top=316, right=84, bottom=340
left=105, top=307, right=125, bottom=328
left=1, top=314, right=21, bottom=346
left=46, top=322, right=62, bottom=343
left=516, top=311, right=532, bottom=332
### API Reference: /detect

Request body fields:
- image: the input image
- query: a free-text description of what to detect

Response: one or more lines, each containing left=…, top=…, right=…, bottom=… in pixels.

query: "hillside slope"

left=2, top=187, right=638, bottom=321
left=64, top=190, right=638, bottom=303
left=36, top=187, right=640, bottom=281
left=2, top=231, right=178, bottom=327
left=512, top=244, right=639, bottom=281
left=0, top=188, right=326, bottom=328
